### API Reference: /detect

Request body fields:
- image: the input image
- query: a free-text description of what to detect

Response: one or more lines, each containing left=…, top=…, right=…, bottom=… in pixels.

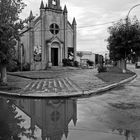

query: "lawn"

left=96, top=67, right=135, bottom=83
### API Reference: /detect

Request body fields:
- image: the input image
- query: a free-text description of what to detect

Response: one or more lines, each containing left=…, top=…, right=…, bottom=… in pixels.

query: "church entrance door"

left=51, top=48, right=58, bottom=66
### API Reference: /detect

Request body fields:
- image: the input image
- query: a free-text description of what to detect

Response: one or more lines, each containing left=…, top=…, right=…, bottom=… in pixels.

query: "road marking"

left=30, top=81, right=38, bottom=90
left=23, top=77, right=81, bottom=93
left=62, top=78, right=71, bottom=91
left=48, top=81, right=53, bottom=88
left=42, top=81, right=47, bottom=89
left=36, top=81, right=42, bottom=90
left=53, top=80, right=57, bottom=88
left=65, top=78, right=80, bottom=91
left=58, top=80, right=63, bottom=88
left=24, top=83, right=32, bottom=90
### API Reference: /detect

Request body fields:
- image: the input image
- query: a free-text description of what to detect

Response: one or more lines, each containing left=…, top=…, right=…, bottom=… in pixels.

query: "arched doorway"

left=51, top=42, right=60, bottom=66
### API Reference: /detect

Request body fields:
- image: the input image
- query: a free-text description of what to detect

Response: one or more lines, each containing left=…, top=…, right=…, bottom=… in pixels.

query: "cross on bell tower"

left=48, top=0, right=61, bottom=10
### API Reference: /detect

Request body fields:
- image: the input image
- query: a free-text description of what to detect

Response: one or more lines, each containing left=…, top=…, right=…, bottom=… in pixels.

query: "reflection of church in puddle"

left=16, top=99, right=77, bottom=140
left=20, top=0, right=77, bottom=70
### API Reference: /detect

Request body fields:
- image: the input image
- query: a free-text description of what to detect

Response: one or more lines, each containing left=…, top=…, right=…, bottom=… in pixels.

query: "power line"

left=78, top=20, right=119, bottom=29
left=21, top=19, right=121, bottom=34
left=21, top=23, right=114, bottom=34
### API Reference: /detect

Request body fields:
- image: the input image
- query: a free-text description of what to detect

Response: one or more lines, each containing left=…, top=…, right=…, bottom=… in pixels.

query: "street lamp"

left=125, top=4, right=140, bottom=28
left=127, top=4, right=140, bottom=19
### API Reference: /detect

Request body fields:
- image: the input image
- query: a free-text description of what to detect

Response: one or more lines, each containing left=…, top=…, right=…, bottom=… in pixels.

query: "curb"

left=83, top=74, right=137, bottom=96
left=0, top=74, right=137, bottom=98
left=8, top=73, right=57, bottom=80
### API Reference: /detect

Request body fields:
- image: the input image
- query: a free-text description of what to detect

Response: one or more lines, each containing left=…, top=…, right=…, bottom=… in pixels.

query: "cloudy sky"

left=21, top=0, right=140, bottom=55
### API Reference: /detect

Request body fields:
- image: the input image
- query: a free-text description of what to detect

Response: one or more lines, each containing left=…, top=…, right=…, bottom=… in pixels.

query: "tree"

left=107, top=17, right=140, bottom=72
left=0, top=0, right=26, bottom=85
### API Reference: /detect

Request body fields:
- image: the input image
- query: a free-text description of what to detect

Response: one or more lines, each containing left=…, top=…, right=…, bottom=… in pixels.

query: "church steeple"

left=29, top=11, right=34, bottom=22
left=40, top=1, right=45, bottom=16
left=72, top=18, right=77, bottom=26
left=63, top=5, right=68, bottom=13
left=40, top=0, right=44, bottom=9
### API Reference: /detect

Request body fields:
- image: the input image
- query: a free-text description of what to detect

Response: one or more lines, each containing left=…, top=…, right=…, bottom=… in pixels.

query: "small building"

left=95, top=54, right=104, bottom=65
left=20, top=0, right=77, bottom=70
left=76, top=51, right=96, bottom=67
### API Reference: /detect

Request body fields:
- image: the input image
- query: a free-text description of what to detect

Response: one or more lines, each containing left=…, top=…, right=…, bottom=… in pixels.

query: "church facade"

left=20, top=0, right=77, bottom=70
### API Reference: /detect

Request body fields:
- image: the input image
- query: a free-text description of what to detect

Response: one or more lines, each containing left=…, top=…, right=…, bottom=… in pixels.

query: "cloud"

left=20, top=0, right=140, bottom=54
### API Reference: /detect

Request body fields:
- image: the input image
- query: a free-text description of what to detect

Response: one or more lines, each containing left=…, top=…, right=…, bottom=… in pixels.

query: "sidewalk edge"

left=83, top=74, right=137, bottom=96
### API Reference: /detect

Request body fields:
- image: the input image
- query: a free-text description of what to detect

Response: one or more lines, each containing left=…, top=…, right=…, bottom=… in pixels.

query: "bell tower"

left=48, top=0, right=61, bottom=10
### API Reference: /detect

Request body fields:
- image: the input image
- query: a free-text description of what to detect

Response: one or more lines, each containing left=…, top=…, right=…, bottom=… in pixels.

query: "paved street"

left=73, top=64, right=140, bottom=140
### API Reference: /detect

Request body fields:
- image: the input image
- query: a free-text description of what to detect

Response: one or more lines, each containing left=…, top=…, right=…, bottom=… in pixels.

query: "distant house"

left=95, top=54, right=104, bottom=65
left=76, top=51, right=96, bottom=67
left=76, top=51, right=104, bottom=67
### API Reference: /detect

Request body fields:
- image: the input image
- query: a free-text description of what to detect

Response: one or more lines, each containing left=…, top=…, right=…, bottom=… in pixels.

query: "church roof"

left=46, top=36, right=64, bottom=44
left=33, top=16, right=41, bottom=25
left=64, top=5, right=68, bottom=13
left=72, top=18, right=77, bottom=25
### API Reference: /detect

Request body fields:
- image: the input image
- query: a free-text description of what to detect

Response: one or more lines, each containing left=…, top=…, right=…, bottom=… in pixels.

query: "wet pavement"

left=0, top=65, right=139, bottom=140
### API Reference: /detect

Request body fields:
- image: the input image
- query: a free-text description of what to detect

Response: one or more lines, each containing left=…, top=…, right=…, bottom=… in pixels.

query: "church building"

left=20, top=0, right=77, bottom=70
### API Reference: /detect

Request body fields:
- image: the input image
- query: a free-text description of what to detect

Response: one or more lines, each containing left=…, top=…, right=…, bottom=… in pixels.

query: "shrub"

left=74, top=61, right=79, bottom=67
left=62, top=58, right=68, bottom=66
left=7, top=59, right=20, bottom=72
left=22, top=63, right=30, bottom=71
left=62, top=59, right=72, bottom=66
left=62, top=59, right=80, bottom=67
left=87, top=60, right=94, bottom=66
left=97, top=64, right=107, bottom=73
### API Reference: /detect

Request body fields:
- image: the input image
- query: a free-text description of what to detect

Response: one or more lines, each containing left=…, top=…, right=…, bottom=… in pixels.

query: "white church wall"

left=67, top=27, right=73, bottom=48
left=45, top=11, right=64, bottom=41
left=34, top=21, right=41, bottom=46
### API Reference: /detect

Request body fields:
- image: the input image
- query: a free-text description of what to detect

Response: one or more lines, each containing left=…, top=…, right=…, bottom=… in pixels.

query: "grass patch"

left=96, top=67, right=135, bottom=83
